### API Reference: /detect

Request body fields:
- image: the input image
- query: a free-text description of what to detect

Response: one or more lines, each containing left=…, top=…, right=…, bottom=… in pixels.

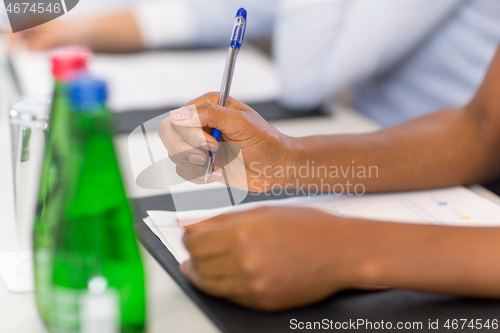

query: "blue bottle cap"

left=69, top=76, right=108, bottom=112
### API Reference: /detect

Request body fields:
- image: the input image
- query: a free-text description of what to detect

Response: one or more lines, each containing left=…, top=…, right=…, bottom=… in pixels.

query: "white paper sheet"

left=145, top=186, right=500, bottom=264
left=308, top=186, right=500, bottom=226
left=10, top=46, right=280, bottom=112
left=143, top=216, right=190, bottom=264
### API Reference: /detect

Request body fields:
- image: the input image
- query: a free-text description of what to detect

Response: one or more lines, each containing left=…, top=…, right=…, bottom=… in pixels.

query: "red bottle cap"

left=50, top=46, right=92, bottom=81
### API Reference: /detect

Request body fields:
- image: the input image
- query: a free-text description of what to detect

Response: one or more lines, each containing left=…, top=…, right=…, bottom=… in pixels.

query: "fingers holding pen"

left=182, top=92, right=253, bottom=113
left=157, top=117, right=207, bottom=164
left=170, top=101, right=254, bottom=140
left=158, top=106, right=221, bottom=165
left=159, top=101, right=248, bottom=169
left=158, top=115, right=232, bottom=185
left=174, top=125, right=219, bottom=153
left=162, top=104, right=219, bottom=150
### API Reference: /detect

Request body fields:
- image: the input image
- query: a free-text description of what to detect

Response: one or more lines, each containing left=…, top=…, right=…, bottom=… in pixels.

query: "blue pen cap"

left=69, top=76, right=108, bottom=112
left=230, top=8, right=247, bottom=49
left=236, top=7, right=247, bottom=20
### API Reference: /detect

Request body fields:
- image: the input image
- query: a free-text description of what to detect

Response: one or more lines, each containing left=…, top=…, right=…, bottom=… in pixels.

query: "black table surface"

left=133, top=189, right=500, bottom=333
left=115, top=101, right=326, bottom=134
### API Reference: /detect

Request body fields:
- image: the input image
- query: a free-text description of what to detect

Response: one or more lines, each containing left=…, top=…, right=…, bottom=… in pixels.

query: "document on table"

left=144, top=186, right=500, bottom=264
left=9, top=46, right=280, bottom=112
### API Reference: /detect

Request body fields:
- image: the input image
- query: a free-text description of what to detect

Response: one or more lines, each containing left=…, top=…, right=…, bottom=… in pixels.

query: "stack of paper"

left=144, top=186, right=500, bottom=264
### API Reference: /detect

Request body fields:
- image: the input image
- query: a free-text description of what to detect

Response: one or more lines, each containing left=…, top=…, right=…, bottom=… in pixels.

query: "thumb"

left=170, top=103, right=247, bottom=137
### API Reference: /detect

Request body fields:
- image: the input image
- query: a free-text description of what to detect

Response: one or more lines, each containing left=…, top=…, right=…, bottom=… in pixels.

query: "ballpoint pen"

left=204, top=7, right=247, bottom=183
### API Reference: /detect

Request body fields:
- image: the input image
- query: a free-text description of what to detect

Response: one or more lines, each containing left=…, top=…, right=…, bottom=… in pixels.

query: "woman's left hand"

left=181, top=206, right=368, bottom=311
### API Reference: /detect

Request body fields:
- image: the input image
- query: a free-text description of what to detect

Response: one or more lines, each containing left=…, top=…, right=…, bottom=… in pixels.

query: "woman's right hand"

left=157, top=92, right=297, bottom=192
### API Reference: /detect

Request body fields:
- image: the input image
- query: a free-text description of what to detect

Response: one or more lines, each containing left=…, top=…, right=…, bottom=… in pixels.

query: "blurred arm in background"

left=10, top=0, right=277, bottom=52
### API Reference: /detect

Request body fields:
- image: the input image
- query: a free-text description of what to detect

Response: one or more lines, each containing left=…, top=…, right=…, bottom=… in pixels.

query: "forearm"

left=351, top=221, right=500, bottom=298
left=87, top=13, right=144, bottom=52
left=286, top=106, right=500, bottom=192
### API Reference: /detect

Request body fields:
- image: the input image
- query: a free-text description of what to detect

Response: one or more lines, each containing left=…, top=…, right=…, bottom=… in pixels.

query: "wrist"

left=281, top=136, right=306, bottom=186
left=328, top=219, right=388, bottom=290
left=353, top=248, right=386, bottom=289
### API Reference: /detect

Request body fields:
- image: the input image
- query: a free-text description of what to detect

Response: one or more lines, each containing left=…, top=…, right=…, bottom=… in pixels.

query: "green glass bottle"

left=50, top=76, right=146, bottom=333
left=33, top=47, right=90, bottom=326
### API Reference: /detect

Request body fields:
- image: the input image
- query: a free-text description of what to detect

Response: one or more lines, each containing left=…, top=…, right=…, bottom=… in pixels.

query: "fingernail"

left=170, top=107, right=192, bottom=121
left=210, top=168, right=230, bottom=182
left=208, top=142, right=218, bottom=152
left=188, top=153, right=205, bottom=166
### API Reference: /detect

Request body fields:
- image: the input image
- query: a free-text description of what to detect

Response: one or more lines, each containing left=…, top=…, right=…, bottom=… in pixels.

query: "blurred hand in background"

left=6, top=0, right=276, bottom=53
left=8, top=12, right=144, bottom=53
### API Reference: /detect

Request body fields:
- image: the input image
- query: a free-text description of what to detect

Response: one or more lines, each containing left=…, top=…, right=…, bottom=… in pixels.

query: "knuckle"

left=199, top=102, right=213, bottom=116
left=200, top=92, right=219, bottom=103
left=206, top=91, right=220, bottom=101
left=198, top=102, right=218, bottom=126
left=248, top=277, right=271, bottom=297
left=238, top=253, right=259, bottom=276
left=235, top=223, right=255, bottom=245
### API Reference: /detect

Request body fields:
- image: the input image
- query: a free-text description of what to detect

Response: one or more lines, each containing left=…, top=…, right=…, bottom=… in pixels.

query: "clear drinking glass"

left=9, top=95, right=51, bottom=283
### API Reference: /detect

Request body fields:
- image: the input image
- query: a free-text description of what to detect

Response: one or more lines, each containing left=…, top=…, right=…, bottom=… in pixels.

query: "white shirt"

left=133, top=0, right=276, bottom=48
left=274, top=0, right=500, bottom=126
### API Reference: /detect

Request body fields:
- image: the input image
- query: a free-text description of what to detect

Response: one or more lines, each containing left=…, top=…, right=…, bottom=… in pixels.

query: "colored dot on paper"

left=460, top=216, right=471, bottom=220
left=438, top=202, right=448, bottom=206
